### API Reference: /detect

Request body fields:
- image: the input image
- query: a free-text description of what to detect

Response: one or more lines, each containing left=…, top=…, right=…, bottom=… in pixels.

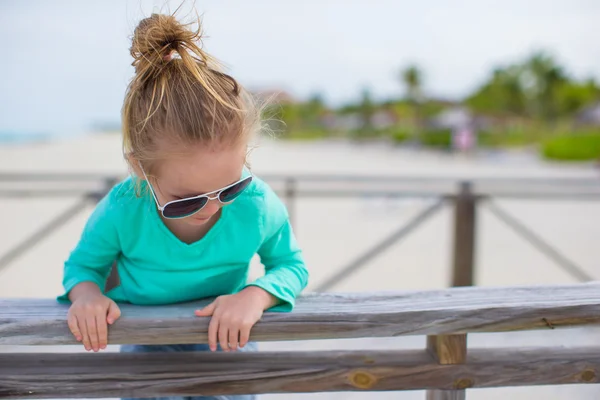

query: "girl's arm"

left=60, top=188, right=123, bottom=352
left=195, top=185, right=309, bottom=352
left=245, top=189, right=309, bottom=311
left=60, top=192, right=121, bottom=302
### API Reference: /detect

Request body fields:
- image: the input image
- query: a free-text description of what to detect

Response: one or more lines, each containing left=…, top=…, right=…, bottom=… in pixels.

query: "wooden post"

left=426, top=181, right=476, bottom=399
left=451, top=181, right=476, bottom=288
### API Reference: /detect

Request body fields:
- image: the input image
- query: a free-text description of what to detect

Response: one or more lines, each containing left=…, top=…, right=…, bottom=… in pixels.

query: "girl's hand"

left=194, top=286, right=277, bottom=352
left=67, top=291, right=121, bottom=352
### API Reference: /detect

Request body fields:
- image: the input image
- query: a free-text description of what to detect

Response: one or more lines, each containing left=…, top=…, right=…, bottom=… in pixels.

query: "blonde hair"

left=121, top=12, right=260, bottom=174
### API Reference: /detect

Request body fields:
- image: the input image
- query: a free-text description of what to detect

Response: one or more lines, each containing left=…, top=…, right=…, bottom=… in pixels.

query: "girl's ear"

left=126, top=153, right=145, bottom=181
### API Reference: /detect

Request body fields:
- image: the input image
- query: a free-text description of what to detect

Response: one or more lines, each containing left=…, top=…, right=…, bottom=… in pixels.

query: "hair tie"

left=163, top=51, right=174, bottom=62
left=163, top=51, right=182, bottom=62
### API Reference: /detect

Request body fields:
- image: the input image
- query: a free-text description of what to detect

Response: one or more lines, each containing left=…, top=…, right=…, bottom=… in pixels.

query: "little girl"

left=58, top=12, right=308, bottom=400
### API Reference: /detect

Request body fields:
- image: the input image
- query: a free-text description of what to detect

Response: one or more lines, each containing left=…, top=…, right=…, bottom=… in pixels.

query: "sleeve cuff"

left=57, top=275, right=105, bottom=303
left=244, top=280, right=296, bottom=312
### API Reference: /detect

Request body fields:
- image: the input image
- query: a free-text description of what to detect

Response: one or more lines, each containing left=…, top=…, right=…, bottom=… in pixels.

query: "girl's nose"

left=203, top=198, right=222, bottom=214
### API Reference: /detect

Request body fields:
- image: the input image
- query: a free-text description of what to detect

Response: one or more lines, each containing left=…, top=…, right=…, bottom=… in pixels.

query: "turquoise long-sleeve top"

left=58, top=174, right=308, bottom=311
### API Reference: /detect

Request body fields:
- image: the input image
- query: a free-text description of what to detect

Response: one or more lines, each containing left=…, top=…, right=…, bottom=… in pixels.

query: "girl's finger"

left=239, top=325, right=251, bottom=349
left=79, top=317, right=91, bottom=351
left=96, top=314, right=108, bottom=350
left=229, top=327, right=239, bottom=351
left=86, top=316, right=100, bottom=352
left=207, top=315, right=219, bottom=352
left=107, top=301, right=121, bottom=325
left=219, top=323, right=230, bottom=352
left=67, top=314, right=82, bottom=342
left=195, top=301, right=216, bottom=317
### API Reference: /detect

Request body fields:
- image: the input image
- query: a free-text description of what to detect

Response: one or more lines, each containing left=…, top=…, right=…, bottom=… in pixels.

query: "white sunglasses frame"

left=140, top=165, right=253, bottom=219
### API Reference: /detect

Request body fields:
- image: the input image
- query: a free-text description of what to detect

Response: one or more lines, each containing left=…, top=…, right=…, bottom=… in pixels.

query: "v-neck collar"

left=148, top=193, right=229, bottom=248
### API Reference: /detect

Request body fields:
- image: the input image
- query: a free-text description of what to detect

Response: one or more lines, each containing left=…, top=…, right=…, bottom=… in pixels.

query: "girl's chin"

left=185, top=215, right=212, bottom=225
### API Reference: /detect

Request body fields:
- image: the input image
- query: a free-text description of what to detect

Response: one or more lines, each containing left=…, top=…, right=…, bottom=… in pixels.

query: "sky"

left=0, top=0, right=598, bottom=136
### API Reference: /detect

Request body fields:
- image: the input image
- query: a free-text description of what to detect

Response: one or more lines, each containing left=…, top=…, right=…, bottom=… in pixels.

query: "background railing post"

left=426, top=181, right=476, bottom=400
left=452, top=181, right=476, bottom=287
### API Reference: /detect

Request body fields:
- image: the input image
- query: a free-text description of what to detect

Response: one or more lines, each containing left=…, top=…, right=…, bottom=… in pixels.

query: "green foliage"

left=358, top=88, right=375, bottom=132
left=420, top=101, right=446, bottom=118
left=390, top=129, right=411, bottom=143
left=265, top=92, right=328, bottom=138
left=400, top=65, right=425, bottom=134
left=401, top=65, right=423, bottom=103
left=542, top=132, right=600, bottom=161
left=478, top=129, right=543, bottom=148
left=421, top=129, right=452, bottom=148
left=297, top=94, right=326, bottom=128
left=467, top=66, right=527, bottom=117
left=465, top=51, right=599, bottom=121
left=557, top=79, right=600, bottom=115
left=283, top=129, right=329, bottom=141
left=264, top=50, right=600, bottom=146
left=276, top=103, right=301, bottom=131
left=349, top=128, right=385, bottom=141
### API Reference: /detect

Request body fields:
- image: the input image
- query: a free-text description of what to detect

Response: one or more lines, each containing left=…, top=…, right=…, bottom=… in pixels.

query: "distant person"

left=453, top=126, right=475, bottom=154
left=58, top=12, right=308, bottom=400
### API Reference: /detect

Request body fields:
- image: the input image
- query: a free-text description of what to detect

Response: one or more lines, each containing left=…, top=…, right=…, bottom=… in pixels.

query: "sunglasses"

left=141, top=166, right=253, bottom=219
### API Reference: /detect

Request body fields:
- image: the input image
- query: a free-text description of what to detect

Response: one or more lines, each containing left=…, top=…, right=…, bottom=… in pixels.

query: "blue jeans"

left=120, top=342, right=258, bottom=400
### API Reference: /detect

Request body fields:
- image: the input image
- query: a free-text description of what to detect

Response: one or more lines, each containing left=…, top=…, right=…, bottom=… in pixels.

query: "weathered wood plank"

left=0, top=347, right=599, bottom=398
left=2, top=283, right=600, bottom=345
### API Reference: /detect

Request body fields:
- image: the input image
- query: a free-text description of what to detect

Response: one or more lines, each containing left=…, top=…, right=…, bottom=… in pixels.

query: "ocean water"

left=0, top=132, right=52, bottom=144
left=0, top=130, right=98, bottom=145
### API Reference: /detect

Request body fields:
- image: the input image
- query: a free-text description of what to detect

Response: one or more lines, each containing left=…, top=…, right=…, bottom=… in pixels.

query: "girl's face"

left=145, top=142, right=248, bottom=226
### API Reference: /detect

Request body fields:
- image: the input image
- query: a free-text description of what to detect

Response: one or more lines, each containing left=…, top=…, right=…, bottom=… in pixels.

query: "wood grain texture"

left=3, top=283, right=600, bottom=345
left=427, top=335, right=468, bottom=400
left=427, top=335, right=467, bottom=365
left=1, top=347, right=599, bottom=398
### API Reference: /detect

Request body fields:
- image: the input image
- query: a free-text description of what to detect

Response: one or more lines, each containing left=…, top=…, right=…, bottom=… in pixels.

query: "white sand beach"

left=1, top=133, right=600, bottom=399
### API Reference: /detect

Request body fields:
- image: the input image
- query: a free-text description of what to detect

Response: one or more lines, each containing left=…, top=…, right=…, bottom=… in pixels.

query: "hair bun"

left=130, top=13, right=200, bottom=72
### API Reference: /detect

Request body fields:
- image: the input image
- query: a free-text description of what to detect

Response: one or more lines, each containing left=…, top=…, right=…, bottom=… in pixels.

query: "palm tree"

left=401, top=65, right=424, bottom=136
left=300, top=93, right=326, bottom=130
left=526, top=52, right=567, bottom=124
left=495, top=66, right=527, bottom=117
left=358, top=87, right=375, bottom=135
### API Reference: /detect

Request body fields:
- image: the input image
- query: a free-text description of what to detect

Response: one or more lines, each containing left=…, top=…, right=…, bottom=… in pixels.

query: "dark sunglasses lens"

left=163, top=197, right=208, bottom=218
left=219, top=177, right=252, bottom=203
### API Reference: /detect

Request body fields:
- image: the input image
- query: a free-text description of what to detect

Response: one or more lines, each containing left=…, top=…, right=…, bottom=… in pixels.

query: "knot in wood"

left=581, top=369, right=596, bottom=382
left=454, top=378, right=473, bottom=389
left=349, top=371, right=377, bottom=389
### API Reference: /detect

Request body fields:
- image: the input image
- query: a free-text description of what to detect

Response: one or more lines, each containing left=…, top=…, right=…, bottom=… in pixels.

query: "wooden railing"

left=3, top=174, right=600, bottom=290
left=2, top=283, right=600, bottom=399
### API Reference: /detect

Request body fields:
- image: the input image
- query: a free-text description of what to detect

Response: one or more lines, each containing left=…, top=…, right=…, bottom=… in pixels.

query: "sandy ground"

left=1, top=133, right=600, bottom=399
